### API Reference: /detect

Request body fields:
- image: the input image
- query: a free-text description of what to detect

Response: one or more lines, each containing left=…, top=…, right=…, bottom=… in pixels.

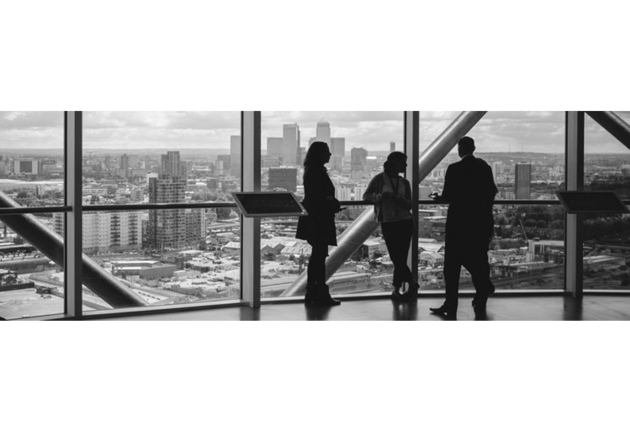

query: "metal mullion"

left=65, top=111, right=83, bottom=317
left=405, top=111, right=420, bottom=283
left=565, top=111, right=585, bottom=298
left=240, top=111, right=261, bottom=308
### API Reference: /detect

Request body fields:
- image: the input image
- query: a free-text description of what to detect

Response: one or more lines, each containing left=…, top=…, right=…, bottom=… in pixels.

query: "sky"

left=1, top=111, right=630, bottom=154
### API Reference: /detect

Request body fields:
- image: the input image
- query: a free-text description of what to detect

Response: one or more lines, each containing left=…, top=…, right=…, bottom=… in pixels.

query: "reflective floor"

left=101, top=294, right=630, bottom=321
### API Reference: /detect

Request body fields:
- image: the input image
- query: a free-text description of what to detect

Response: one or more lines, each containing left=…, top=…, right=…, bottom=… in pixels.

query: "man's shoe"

left=430, top=305, right=457, bottom=319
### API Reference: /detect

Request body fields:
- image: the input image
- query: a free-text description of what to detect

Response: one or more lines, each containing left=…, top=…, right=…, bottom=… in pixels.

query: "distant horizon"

left=1, top=148, right=629, bottom=156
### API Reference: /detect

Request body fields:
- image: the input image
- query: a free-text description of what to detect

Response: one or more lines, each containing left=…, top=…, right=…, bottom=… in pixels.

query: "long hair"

left=303, top=141, right=329, bottom=170
left=383, top=151, right=406, bottom=175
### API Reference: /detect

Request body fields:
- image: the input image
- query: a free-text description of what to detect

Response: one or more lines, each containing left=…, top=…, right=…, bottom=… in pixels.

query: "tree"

left=550, top=220, right=564, bottom=230
left=523, top=219, right=537, bottom=228
left=17, top=191, right=29, bottom=199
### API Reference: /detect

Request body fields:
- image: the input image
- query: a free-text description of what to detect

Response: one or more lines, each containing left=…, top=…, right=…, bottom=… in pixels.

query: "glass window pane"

left=0, top=111, right=65, bottom=207
left=416, top=204, right=566, bottom=292
left=78, top=208, right=241, bottom=312
left=261, top=111, right=404, bottom=299
left=582, top=112, right=630, bottom=291
left=83, top=112, right=241, bottom=204
left=421, top=111, right=566, bottom=201
left=0, top=214, right=65, bottom=320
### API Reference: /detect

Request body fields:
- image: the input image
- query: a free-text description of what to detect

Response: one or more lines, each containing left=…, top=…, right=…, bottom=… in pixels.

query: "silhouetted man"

left=430, top=136, right=498, bottom=319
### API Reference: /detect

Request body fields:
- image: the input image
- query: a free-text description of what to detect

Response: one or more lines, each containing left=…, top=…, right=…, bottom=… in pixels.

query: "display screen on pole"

left=556, top=191, right=629, bottom=214
left=231, top=192, right=307, bottom=218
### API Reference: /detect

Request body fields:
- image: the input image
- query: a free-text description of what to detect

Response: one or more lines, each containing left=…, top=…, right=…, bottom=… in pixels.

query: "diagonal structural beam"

left=0, top=192, right=147, bottom=308
left=586, top=111, right=630, bottom=152
left=281, top=111, right=488, bottom=297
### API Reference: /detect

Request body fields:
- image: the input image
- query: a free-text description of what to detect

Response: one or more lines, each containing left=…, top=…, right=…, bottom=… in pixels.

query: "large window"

left=79, top=112, right=242, bottom=313
left=582, top=112, right=630, bottom=291
left=0, top=111, right=65, bottom=320
left=417, top=111, right=566, bottom=292
left=416, top=203, right=565, bottom=293
left=420, top=111, right=565, bottom=201
left=4, top=110, right=625, bottom=319
left=260, top=112, right=404, bottom=299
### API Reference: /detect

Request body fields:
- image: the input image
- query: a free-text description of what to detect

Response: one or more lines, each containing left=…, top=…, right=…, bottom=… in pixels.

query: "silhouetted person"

left=429, top=136, right=498, bottom=319
left=364, top=152, right=418, bottom=301
left=296, top=141, right=342, bottom=306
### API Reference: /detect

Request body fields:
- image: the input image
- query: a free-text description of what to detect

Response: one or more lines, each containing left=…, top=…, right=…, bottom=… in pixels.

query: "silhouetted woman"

left=364, top=151, right=418, bottom=301
left=296, top=141, right=341, bottom=306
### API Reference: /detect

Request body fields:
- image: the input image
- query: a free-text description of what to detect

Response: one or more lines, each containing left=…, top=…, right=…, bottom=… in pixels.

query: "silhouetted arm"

left=434, top=165, right=453, bottom=203
left=363, top=174, right=383, bottom=204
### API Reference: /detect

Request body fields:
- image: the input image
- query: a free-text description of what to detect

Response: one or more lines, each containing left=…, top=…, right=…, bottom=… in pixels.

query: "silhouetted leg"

left=443, top=247, right=462, bottom=312
left=382, top=219, right=413, bottom=288
left=466, top=245, right=493, bottom=307
left=307, top=244, right=328, bottom=286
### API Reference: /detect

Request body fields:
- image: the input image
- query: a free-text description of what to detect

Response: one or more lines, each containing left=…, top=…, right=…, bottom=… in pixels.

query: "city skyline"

left=2, top=111, right=630, bottom=153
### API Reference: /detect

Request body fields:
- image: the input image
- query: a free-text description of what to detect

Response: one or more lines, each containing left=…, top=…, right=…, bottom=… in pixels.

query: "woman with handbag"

left=295, top=141, right=342, bottom=306
left=363, top=151, right=419, bottom=301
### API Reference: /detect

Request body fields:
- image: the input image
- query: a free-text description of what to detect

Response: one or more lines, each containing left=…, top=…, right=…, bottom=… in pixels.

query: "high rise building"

left=230, top=135, right=241, bottom=177
left=54, top=211, right=142, bottom=254
left=515, top=164, right=532, bottom=199
left=351, top=148, right=368, bottom=174
left=282, top=124, right=299, bottom=166
left=390, top=141, right=396, bottom=153
left=185, top=209, right=207, bottom=247
left=147, top=151, right=187, bottom=250
left=266, top=137, right=283, bottom=166
left=331, top=137, right=345, bottom=158
left=161, top=152, right=188, bottom=180
left=268, top=167, right=298, bottom=192
left=316, top=121, right=331, bottom=144
left=120, top=154, right=130, bottom=178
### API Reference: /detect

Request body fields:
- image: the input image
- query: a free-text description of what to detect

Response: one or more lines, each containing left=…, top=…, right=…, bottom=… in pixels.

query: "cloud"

left=2, top=111, right=630, bottom=154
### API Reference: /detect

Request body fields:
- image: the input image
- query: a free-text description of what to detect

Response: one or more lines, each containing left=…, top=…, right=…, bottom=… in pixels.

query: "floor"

left=100, top=294, right=630, bottom=321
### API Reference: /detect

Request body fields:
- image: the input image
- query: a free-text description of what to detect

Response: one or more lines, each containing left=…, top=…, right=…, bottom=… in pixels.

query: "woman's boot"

left=315, top=283, right=340, bottom=306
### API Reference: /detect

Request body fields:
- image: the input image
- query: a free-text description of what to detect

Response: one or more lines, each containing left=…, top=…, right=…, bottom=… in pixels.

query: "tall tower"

left=316, top=121, right=331, bottom=145
left=282, top=124, right=299, bottom=166
left=390, top=141, right=396, bottom=153
left=120, top=154, right=129, bottom=178
left=147, top=151, right=187, bottom=250
left=230, top=135, right=241, bottom=177
left=161, top=151, right=186, bottom=178
left=515, top=164, right=532, bottom=200
left=351, top=147, right=368, bottom=175
left=331, top=137, right=345, bottom=158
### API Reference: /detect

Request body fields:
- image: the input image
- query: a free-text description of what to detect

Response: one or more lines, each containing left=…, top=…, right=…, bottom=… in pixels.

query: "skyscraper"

left=390, top=141, right=396, bottom=153
left=147, top=151, right=187, bottom=250
left=230, top=135, right=241, bottom=177
left=316, top=121, right=331, bottom=144
left=331, top=137, right=345, bottom=158
left=268, top=167, right=298, bottom=192
left=351, top=148, right=368, bottom=175
left=282, top=124, right=299, bottom=166
left=161, top=152, right=188, bottom=180
left=515, top=164, right=532, bottom=199
left=120, top=154, right=129, bottom=178
left=267, top=137, right=283, bottom=166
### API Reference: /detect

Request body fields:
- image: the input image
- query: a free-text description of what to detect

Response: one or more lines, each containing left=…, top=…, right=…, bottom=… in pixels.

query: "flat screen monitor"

left=231, top=192, right=307, bottom=218
left=556, top=191, right=629, bottom=214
